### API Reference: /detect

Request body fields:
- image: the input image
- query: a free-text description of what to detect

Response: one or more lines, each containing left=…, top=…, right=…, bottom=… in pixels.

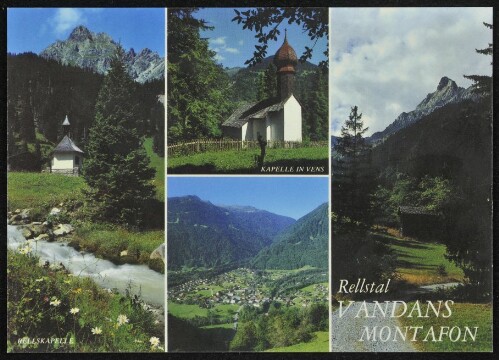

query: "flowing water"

left=8, top=225, right=165, bottom=307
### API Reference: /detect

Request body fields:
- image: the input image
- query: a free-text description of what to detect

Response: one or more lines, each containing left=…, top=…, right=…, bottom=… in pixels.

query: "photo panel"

left=167, top=8, right=329, bottom=175
left=330, top=7, right=493, bottom=352
left=166, top=177, right=330, bottom=352
left=6, top=8, right=166, bottom=352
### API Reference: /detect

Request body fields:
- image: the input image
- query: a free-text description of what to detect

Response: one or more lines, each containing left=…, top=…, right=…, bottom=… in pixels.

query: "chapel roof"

left=223, top=95, right=295, bottom=128
left=54, top=135, right=84, bottom=154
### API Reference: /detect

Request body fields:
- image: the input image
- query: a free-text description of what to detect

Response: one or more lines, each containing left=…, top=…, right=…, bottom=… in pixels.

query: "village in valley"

left=169, top=268, right=328, bottom=319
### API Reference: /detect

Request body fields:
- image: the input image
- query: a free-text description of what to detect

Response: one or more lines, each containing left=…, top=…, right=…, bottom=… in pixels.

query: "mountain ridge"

left=368, top=76, right=477, bottom=144
left=251, top=202, right=329, bottom=270
left=40, top=25, right=164, bottom=83
left=167, top=196, right=296, bottom=270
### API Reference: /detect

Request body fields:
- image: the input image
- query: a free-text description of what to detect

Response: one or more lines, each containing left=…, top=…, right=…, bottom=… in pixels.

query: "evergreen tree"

left=263, top=63, right=277, bottom=98
left=304, top=68, right=328, bottom=140
left=167, top=9, right=233, bottom=143
left=83, top=48, right=155, bottom=227
left=18, top=92, right=36, bottom=143
left=256, top=63, right=277, bottom=101
left=464, top=22, right=492, bottom=96
left=332, top=106, right=373, bottom=225
left=256, top=71, right=266, bottom=101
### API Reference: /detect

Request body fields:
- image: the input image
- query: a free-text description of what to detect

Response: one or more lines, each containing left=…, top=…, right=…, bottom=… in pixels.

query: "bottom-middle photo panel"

left=166, top=177, right=329, bottom=352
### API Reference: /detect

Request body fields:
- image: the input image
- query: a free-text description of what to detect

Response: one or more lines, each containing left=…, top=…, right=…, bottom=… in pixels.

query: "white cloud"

left=210, top=36, right=227, bottom=46
left=208, top=36, right=242, bottom=61
left=214, top=53, right=225, bottom=62
left=330, top=7, right=493, bottom=136
left=225, top=47, right=240, bottom=54
left=51, top=8, right=86, bottom=36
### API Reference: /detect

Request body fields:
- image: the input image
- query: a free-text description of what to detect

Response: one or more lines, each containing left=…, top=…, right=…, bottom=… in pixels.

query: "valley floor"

left=168, top=266, right=329, bottom=352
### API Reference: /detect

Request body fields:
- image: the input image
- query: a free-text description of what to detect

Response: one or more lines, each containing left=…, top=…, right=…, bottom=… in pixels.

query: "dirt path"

left=331, top=282, right=461, bottom=352
left=331, top=301, right=415, bottom=352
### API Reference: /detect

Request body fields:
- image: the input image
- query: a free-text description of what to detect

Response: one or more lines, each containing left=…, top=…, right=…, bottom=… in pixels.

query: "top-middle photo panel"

left=167, top=8, right=329, bottom=175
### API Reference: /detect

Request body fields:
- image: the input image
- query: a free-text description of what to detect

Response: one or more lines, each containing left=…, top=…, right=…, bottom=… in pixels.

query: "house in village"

left=51, top=115, right=84, bottom=176
left=222, top=32, right=302, bottom=142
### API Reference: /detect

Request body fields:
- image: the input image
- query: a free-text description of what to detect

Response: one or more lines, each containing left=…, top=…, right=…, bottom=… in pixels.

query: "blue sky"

left=167, top=177, right=328, bottom=220
left=196, top=8, right=328, bottom=68
left=7, top=8, right=165, bottom=56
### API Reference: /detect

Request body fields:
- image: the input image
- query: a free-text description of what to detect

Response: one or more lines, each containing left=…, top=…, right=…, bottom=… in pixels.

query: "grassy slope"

left=7, top=138, right=165, bottom=268
left=143, top=137, right=164, bottom=200
left=168, top=303, right=238, bottom=320
left=265, top=331, right=329, bottom=352
left=399, top=303, right=492, bottom=352
left=7, top=172, right=87, bottom=216
left=374, top=231, right=464, bottom=285
left=375, top=231, right=491, bottom=351
left=168, top=147, right=328, bottom=174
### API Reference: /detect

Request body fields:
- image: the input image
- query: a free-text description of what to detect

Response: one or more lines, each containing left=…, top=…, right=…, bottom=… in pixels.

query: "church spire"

left=273, top=31, right=298, bottom=100
left=62, top=115, right=71, bottom=137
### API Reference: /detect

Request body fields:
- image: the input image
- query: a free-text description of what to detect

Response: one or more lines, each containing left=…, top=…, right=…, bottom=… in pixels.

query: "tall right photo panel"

left=330, top=7, right=493, bottom=352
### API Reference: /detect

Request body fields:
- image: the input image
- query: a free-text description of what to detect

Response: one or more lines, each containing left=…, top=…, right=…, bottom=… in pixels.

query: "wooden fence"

left=167, top=139, right=328, bottom=157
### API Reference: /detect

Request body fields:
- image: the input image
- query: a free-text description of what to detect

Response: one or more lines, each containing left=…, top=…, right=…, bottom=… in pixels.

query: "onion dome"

left=273, top=30, right=298, bottom=73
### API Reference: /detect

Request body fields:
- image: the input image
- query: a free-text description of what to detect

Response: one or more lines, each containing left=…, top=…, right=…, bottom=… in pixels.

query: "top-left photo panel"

left=167, top=8, right=329, bottom=175
left=7, top=8, right=166, bottom=353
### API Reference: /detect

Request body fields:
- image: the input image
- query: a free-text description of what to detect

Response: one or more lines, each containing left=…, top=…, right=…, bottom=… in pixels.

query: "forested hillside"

left=252, top=203, right=329, bottom=269
left=167, top=196, right=296, bottom=269
left=7, top=53, right=164, bottom=171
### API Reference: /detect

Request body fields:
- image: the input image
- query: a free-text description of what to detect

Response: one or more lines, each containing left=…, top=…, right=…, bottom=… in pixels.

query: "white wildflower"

left=149, top=336, right=161, bottom=348
left=117, top=314, right=129, bottom=326
left=50, top=298, right=61, bottom=307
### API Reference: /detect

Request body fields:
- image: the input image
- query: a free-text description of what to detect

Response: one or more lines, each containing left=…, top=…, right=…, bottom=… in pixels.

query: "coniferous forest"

left=7, top=52, right=164, bottom=171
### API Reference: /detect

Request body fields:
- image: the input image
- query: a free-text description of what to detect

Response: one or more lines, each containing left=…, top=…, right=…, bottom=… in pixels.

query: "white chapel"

left=222, top=32, right=302, bottom=142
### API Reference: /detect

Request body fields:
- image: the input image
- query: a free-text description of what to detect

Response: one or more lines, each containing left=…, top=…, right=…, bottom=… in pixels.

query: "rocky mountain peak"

left=40, top=26, right=164, bottom=83
left=139, top=48, right=152, bottom=56
left=437, top=76, right=455, bottom=91
left=69, top=25, right=93, bottom=42
left=369, top=76, right=475, bottom=144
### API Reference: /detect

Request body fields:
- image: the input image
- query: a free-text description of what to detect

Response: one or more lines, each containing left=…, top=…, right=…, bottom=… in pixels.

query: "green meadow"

left=168, top=147, right=328, bottom=174
left=399, top=303, right=492, bottom=352
left=7, top=172, right=87, bottom=218
left=373, top=231, right=464, bottom=286
left=265, top=331, right=329, bottom=352
left=143, top=137, right=164, bottom=200
left=168, top=303, right=238, bottom=320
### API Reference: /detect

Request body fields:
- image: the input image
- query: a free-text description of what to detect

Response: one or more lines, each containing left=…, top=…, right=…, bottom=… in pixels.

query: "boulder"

left=21, top=227, right=34, bottom=239
left=14, top=209, right=21, bottom=214
left=120, top=250, right=128, bottom=257
left=10, top=214, right=22, bottom=222
left=27, top=224, right=46, bottom=237
left=53, top=224, right=74, bottom=237
left=49, top=207, right=61, bottom=216
left=150, top=243, right=165, bottom=263
left=34, top=234, right=50, bottom=241
left=20, top=209, right=31, bottom=220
